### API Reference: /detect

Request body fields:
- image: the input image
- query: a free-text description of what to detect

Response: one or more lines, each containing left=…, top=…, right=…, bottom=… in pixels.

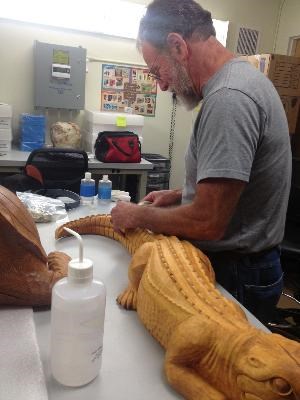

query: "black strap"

left=112, top=139, right=135, bottom=157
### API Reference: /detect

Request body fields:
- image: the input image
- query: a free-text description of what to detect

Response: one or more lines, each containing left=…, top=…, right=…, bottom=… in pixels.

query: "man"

left=111, top=0, right=292, bottom=323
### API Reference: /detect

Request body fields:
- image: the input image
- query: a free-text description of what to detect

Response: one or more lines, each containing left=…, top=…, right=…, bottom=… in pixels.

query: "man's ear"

left=166, top=33, right=189, bottom=62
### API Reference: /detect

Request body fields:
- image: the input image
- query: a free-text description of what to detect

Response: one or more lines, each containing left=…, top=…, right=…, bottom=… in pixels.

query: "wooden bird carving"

left=0, top=185, right=69, bottom=305
left=56, top=214, right=300, bottom=400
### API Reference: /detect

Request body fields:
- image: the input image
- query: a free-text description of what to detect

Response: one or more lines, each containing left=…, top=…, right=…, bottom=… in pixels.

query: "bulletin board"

left=101, top=64, right=157, bottom=117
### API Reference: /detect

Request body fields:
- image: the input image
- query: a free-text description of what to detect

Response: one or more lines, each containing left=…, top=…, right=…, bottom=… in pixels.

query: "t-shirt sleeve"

left=195, top=87, right=264, bottom=183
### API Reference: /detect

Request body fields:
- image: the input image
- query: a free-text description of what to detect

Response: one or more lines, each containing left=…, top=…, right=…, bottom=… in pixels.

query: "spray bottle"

left=50, top=228, right=106, bottom=387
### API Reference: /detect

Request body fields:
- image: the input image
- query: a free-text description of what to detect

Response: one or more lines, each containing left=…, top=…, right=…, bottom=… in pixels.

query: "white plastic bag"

left=17, top=192, right=68, bottom=223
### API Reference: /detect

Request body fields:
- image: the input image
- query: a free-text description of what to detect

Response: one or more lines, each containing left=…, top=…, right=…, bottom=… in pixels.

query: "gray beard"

left=176, top=89, right=202, bottom=110
left=170, top=60, right=202, bottom=110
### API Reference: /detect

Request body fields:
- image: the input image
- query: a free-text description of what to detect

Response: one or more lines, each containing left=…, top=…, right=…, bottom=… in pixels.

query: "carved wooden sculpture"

left=0, top=186, right=69, bottom=305
left=56, top=214, right=300, bottom=400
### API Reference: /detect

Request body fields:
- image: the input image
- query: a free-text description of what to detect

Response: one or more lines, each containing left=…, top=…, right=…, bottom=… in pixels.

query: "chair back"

left=25, top=148, right=88, bottom=193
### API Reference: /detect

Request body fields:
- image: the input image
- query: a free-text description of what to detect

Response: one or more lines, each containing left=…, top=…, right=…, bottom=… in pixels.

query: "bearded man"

left=111, top=0, right=292, bottom=323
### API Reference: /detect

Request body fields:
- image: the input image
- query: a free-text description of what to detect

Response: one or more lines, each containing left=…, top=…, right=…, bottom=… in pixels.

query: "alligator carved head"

left=236, top=332, right=300, bottom=400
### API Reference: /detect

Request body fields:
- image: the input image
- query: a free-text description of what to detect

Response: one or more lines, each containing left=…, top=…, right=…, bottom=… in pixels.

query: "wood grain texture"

left=0, top=186, right=69, bottom=306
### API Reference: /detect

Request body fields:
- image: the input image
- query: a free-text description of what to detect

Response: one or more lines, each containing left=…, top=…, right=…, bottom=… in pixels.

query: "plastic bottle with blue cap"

left=50, top=228, right=106, bottom=387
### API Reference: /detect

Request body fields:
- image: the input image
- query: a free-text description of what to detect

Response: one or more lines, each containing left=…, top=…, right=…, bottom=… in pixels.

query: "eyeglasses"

left=147, top=55, right=161, bottom=81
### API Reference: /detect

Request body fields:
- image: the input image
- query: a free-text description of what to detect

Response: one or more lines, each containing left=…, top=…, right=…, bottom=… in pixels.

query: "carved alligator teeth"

left=0, top=186, right=69, bottom=306
left=56, top=214, right=300, bottom=400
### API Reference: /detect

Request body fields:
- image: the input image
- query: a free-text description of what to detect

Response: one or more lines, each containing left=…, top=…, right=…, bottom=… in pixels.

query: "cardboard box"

left=242, top=54, right=300, bottom=133
left=0, top=140, right=11, bottom=152
left=240, top=54, right=260, bottom=69
left=279, top=95, right=300, bottom=134
left=0, top=103, right=12, bottom=118
left=260, top=54, right=300, bottom=96
left=0, top=118, right=11, bottom=129
left=0, top=103, right=12, bottom=130
left=0, top=128, right=12, bottom=140
left=243, top=54, right=300, bottom=96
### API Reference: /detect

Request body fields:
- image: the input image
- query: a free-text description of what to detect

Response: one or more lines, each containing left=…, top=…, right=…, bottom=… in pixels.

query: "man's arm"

left=111, top=178, right=246, bottom=240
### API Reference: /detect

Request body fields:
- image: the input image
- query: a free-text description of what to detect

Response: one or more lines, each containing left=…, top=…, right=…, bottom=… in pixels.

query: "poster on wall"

left=101, top=64, right=157, bottom=116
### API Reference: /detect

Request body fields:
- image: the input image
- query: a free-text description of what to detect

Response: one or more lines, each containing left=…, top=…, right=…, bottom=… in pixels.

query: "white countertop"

left=0, top=149, right=153, bottom=170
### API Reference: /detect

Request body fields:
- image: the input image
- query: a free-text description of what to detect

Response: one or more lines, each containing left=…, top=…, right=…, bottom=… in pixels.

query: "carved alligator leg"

left=47, top=251, right=71, bottom=286
left=165, top=316, right=228, bottom=400
left=24, top=252, right=70, bottom=305
left=0, top=251, right=70, bottom=306
left=117, top=242, right=154, bottom=310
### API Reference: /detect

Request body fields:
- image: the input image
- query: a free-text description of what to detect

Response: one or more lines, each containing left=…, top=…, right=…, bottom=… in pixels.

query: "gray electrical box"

left=34, top=41, right=86, bottom=110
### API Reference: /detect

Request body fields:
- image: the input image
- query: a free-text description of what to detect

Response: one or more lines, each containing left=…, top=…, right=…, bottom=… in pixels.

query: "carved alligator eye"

left=271, top=377, right=293, bottom=395
left=247, top=356, right=265, bottom=368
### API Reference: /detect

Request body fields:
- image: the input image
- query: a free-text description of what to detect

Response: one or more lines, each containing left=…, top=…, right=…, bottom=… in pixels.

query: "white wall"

left=0, top=17, right=173, bottom=158
left=0, top=0, right=281, bottom=190
left=275, top=0, right=300, bottom=54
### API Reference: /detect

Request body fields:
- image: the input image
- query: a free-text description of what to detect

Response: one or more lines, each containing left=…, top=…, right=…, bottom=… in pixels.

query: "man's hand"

left=143, top=189, right=182, bottom=207
left=110, top=201, right=140, bottom=232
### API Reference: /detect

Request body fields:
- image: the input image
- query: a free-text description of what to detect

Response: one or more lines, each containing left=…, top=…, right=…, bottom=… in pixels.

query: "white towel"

left=0, top=308, right=48, bottom=400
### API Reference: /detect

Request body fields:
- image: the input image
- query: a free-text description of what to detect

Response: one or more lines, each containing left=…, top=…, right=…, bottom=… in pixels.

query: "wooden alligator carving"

left=56, top=214, right=300, bottom=400
left=0, top=185, right=69, bottom=306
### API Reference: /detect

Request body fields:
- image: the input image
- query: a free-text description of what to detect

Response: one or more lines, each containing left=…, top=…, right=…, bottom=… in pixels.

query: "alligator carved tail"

left=56, top=214, right=161, bottom=255
left=56, top=214, right=300, bottom=400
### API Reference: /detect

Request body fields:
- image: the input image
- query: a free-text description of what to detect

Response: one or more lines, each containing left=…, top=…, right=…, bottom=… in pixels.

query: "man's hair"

left=137, top=0, right=216, bottom=50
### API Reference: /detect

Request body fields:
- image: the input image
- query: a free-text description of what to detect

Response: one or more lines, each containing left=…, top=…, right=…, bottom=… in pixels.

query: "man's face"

left=142, top=41, right=201, bottom=110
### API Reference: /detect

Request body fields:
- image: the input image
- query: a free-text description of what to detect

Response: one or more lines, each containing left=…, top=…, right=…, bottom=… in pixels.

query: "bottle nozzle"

left=64, top=227, right=83, bottom=262
left=84, top=172, right=92, bottom=180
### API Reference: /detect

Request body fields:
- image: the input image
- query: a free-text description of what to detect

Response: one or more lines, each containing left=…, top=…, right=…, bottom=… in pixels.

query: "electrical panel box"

left=34, top=41, right=86, bottom=110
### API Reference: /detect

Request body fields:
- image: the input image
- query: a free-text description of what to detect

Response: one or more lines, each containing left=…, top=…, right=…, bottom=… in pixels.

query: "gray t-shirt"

left=182, top=58, right=292, bottom=253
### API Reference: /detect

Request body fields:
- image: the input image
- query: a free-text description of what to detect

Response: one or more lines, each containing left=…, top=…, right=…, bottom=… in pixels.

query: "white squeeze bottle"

left=50, top=228, right=106, bottom=387
left=98, top=175, right=112, bottom=201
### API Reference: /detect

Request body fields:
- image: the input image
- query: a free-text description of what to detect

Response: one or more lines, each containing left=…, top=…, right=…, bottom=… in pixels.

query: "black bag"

left=94, top=131, right=141, bottom=163
left=1, top=148, right=88, bottom=194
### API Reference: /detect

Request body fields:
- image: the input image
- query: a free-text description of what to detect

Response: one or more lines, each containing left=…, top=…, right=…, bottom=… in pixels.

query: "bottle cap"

left=85, top=172, right=92, bottom=180
left=64, top=227, right=93, bottom=283
left=68, top=258, right=93, bottom=282
left=103, top=175, right=108, bottom=181
left=118, top=194, right=131, bottom=202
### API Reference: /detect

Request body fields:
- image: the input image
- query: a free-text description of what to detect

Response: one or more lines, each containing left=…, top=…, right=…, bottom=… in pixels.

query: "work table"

left=0, top=149, right=153, bottom=200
